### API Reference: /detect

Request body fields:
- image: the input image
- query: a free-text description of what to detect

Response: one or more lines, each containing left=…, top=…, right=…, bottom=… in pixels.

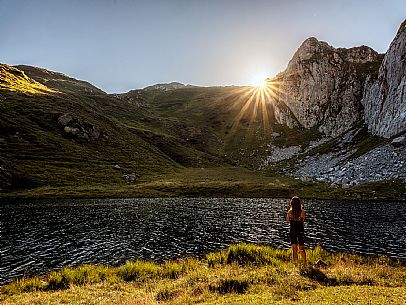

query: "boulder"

left=57, top=113, right=103, bottom=142
left=122, top=173, right=139, bottom=184
left=391, top=136, right=406, bottom=148
left=58, top=113, right=73, bottom=126
left=300, top=176, right=313, bottom=182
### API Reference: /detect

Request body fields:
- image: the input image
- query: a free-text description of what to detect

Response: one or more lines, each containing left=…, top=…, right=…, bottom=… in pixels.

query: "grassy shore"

left=1, top=244, right=405, bottom=304
left=1, top=167, right=405, bottom=201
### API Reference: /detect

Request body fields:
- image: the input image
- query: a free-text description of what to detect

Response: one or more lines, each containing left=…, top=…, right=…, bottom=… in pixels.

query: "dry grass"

left=1, top=244, right=405, bottom=304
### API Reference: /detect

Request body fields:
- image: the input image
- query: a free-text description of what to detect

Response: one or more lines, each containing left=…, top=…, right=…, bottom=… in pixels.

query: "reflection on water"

left=0, top=198, right=405, bottom=285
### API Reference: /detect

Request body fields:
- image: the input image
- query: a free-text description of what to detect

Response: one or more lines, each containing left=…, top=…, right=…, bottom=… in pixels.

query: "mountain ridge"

left=0, top=19, right=405, bottom=198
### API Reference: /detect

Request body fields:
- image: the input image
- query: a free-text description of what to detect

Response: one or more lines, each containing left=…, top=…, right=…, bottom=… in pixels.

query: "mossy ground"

left=1, top=244, right=405, bottom=304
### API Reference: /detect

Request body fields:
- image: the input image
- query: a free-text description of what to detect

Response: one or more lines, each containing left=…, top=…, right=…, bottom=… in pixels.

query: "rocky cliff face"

left=270, top=37, right=383, bottom=137
left=362, top=20, right=406, bottom=138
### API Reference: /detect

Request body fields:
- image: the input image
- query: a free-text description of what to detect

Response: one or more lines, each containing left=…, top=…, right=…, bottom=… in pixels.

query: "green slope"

left=0, top=64, right=403, bottom=199
left=0, top=64, right=180, bottom=190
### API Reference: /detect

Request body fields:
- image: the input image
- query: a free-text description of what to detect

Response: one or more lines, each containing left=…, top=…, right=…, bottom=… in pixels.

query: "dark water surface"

left=0, top=198, right=405, bottom=285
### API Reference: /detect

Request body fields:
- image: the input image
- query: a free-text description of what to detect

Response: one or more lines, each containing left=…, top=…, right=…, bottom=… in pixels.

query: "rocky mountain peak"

left=362, top=19, right=406, bottom=138
left=287, top=37, right=334, bottom=71
left=298, top=37, right=332, bottom=52
left=271, top=37, right=382, bottom=137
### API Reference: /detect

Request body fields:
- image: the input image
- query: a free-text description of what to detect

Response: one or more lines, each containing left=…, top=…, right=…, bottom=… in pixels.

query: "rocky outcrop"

left=58, top=113, right=103, bottom=142
left=144, top=82, right=186, bottom=91
left=270, top=37, right=383, bottom=137
left=362, top=20, right=406, bottom=138
left=391, top=136, right=406, bottom=148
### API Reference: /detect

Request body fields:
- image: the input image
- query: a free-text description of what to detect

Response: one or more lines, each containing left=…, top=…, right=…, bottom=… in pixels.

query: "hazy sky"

left=1, top=0, right=405, bottom=93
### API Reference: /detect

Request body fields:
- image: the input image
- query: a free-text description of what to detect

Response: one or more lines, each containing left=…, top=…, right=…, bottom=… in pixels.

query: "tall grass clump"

left=118, top=260, right=160, bottom=282
left=225, top=244, right=285, bottom=266
left=3, top=277, right=46, bottom=295
left=162, top=261, right=184, bottom=279
left=3, top=265, right=117, bottom=294
left=47, top=265, right=118, bottom=290
left=206, top=250, right=227, bottom=267
left=306, top=245, right=332, bottom=265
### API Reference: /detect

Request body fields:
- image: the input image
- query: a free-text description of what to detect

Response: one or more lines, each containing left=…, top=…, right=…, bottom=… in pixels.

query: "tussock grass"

left=119, top=260, right=160, bottom=282
left=1, top=244, right=405, bottom=304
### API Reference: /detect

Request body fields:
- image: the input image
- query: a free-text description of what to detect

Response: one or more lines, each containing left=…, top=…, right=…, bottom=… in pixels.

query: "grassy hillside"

left=0, top=64, right=403, bottom=199
left=0, top=65, right=314, bottom=192
left=1, top=244, right=405, bottom=304
left=1, top=65, right=236, bottom=192
left=0, top=71, right=178, bottom=190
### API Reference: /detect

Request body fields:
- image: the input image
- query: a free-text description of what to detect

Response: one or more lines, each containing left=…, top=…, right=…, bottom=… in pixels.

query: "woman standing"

left=286, top=196, right=307, bottom=267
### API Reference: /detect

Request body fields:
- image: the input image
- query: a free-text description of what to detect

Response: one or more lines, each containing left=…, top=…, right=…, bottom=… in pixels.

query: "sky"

left=1, top=0, right=405, bottom=93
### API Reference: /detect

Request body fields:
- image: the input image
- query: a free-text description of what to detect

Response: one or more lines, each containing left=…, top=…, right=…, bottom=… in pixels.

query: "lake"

left=0, top=197, right=405, bottom=285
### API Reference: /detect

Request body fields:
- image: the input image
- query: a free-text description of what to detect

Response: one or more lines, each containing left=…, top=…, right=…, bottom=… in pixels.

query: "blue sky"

left=1, top=0, right=405, bottom=92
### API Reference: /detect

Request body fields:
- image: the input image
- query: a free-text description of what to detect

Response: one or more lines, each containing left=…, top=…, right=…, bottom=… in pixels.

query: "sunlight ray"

left=260, top=88, right=270, bottom=132
left=230, top=91, right=257, bottom=133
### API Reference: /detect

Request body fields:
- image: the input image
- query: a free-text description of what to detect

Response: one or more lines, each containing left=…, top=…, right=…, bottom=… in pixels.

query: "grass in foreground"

left=1, top=244, right=405, bottom=304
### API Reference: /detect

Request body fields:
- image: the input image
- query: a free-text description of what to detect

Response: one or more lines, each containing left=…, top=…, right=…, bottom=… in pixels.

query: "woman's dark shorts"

left=289, top=230, right=305, bottom=246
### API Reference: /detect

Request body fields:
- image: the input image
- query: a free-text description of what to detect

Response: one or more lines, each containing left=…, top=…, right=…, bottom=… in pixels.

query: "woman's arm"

left=301, top=210, right=306, bottom=221
left=286, top=211, right=291, bottom=223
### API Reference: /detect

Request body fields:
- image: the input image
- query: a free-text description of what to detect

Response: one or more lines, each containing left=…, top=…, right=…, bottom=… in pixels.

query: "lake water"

left=0, top=198, right=405, bottom=285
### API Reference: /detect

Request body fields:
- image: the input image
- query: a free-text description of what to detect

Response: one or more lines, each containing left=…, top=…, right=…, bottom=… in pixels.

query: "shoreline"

left=1, top=184, right=405, bottom=202
left=1, top=168, right=404, bottom=201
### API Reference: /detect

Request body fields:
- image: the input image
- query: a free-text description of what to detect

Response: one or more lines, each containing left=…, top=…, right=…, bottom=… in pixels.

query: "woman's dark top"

left=289, top=219, right=304, bottom=233
left=288, top=210, right=305, bottom=245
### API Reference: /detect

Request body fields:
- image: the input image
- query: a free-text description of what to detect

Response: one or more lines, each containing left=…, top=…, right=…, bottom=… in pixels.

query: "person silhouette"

left=286, top=196, right=307, bottom=267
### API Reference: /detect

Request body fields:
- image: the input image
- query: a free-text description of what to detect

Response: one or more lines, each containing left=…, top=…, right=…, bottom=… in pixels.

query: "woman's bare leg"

left=291, top=244, right=298, bottom=265
left=299, top=245, right=307, bottom=268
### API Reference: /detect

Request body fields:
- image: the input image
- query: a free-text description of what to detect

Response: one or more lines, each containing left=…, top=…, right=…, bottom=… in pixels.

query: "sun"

left=256, top=78, right=267, bottom=88
left=250, top=73, right=269, bottom=88
left=254, top=78, right=273, bottom=92
left=226, top=75, right=280, bottom=136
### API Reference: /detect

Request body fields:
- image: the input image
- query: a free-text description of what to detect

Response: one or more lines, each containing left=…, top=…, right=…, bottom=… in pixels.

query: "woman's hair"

left=290, top=196, right=302, bottom=220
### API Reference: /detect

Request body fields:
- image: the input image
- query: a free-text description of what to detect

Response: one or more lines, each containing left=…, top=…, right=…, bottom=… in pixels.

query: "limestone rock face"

left=362, top=20, right=406, bottom=138
left=270, top=37, right=382, bottom=136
